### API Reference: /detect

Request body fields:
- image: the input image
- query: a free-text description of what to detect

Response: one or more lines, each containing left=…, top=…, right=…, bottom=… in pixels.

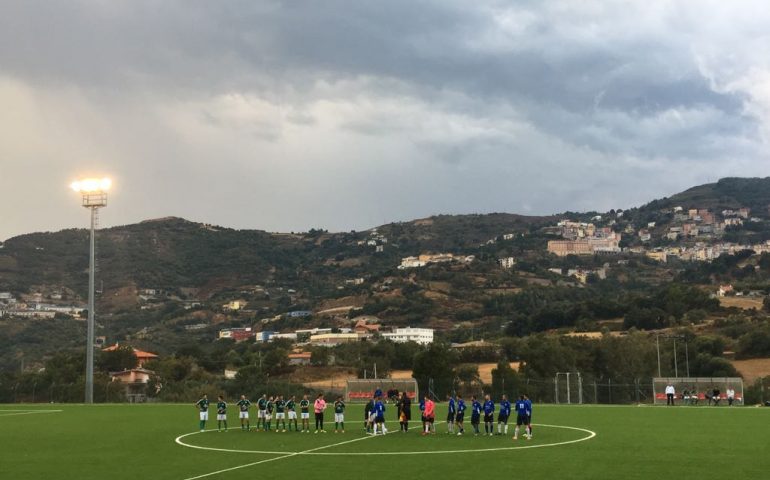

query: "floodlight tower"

left=71, top=177, right=111, bottom=404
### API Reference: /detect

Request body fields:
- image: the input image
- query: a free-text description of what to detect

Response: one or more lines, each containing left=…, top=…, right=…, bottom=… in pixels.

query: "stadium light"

left=71, top=177, right=111, bottom=403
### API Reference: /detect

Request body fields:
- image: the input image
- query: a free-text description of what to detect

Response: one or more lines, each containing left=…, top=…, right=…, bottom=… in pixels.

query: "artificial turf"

left=2, top=403, right=768, bottom=480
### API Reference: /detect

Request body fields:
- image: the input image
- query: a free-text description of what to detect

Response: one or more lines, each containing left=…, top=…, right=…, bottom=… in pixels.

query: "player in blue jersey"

left=446, top=394, right=456, bottom=434
left=364, top=396, right=375, bottom=433
left=482, top=394, right=495, bottom=436
left=513, top=394, right=531, bottom=440
left=497, top=394, right=511, bottom=435
left=455, top=394, right=466, bottom=435
left=524, top=394, right=533, bottom=439
left=470, top=395, right=482, bottom=436
left=373, top=396, right=387, bottom=435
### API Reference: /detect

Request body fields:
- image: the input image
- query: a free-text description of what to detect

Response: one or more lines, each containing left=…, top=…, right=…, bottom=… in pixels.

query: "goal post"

left=345, top=378, right=419, bottom=403
left=554, top=372, right=583, bottom=404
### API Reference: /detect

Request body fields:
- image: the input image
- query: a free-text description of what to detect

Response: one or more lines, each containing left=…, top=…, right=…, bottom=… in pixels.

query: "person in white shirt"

left=665, top=384, right=675, bottom=406
left=726, top=388, right=735, bottom=406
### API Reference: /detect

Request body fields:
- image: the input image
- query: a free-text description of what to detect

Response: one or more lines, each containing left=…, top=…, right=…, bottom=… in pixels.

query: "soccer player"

left=418, top=396, right=426, bottom=433
left=287, top=395, right=298, bottom=431
left=514, top=395, right=531, bottom=440
left=314, top=393, right=327, bottom=433
left=265, top=395, right=274, bottom=431
left=446, top=393, right=456, bottom=434
left=275, top=395, right=286, bottom=432
left=300, top=394, right=311, bottom=433
left=422, top=395, right=435, bottom=435
left=373, top=395, right=387, bottom=435
left=470, top=395, right=481, bottom=436
left=497, top=394, right=511, bottom=435
left=524, top=394, right=533, bottom=439
left=364, top=396, right=375, bottom=433
left=257, top=394, right=268, bottom=431
left=216, top=395, right=228, bottom=432
left=236, top=394, right=251, bottom=431
left=195, top=393, right=209, bottom=432
left=334, top=395, right=346, bottom=433
left=455, top=394, right=466, bottom=435
left=483, top=394, right=495, bottom=436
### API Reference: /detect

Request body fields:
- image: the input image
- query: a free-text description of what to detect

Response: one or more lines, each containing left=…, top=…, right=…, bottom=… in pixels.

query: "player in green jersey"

left=286, top=395, right=298, bottom=431
left=195, top=394, right=209, bottom=432
left=236, top=394, right=251, bottom=431
left=256, top=394, right=267, bottom=431
left=275, top=395, right=287, bottom=432
left=216, top=395, right=228, bottom=432
left=264, top=396, right=274, bottom=431
left=334, top=396, right=346, bottom=433
left=299, top=394, right=311, bottom=433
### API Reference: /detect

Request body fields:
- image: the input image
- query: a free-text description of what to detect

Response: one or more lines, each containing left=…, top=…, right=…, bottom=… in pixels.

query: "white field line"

left=178, top=420, right=440, bottom=480
left=0, top=409, right=63, bottom=417
left=176, top=422, right=595, bottom=456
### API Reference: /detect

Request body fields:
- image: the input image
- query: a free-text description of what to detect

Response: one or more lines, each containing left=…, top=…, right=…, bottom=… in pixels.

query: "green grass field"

left=2, top=403, right=769, bottom=480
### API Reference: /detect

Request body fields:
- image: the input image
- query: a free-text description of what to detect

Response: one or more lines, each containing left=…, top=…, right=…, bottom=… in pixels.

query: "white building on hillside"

left=382, top=327, right=434, bottom=345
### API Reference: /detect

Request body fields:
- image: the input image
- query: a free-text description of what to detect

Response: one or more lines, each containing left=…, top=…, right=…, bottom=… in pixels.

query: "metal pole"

left=578, top=373, right=583, bottom=404
left=673, top=338, right=678, bottom=378
left=566, top=372, right=571, bottom=404
left=656, top=335, right=661, bottom=377
left=554, top=375, right=558, bottom=404
left=85, top=206, right=96, bottom=404
left=685, top=339, right=690, bottom=378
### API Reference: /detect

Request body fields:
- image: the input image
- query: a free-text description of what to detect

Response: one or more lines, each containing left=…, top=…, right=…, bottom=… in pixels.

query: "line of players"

left=194, top=391, right=533, bottom=441
left=195, top=393, right=347, bottom=433
left=425, top=393, right=532, bottom=440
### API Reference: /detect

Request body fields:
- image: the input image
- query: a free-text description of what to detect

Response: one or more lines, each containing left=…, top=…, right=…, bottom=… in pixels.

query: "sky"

left=2, top=1, right=770, bottom=240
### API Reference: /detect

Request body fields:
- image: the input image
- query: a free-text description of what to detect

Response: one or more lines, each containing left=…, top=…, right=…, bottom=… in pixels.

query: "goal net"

left=345, top=378, right=419, bottom=403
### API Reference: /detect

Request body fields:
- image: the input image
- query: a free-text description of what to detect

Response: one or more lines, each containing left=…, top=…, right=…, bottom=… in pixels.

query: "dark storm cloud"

left=1, top=1, right=769, bottom=239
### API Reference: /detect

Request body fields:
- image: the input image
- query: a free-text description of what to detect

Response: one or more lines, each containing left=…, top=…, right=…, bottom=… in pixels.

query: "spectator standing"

left=665, top=384, right=675, bottom=406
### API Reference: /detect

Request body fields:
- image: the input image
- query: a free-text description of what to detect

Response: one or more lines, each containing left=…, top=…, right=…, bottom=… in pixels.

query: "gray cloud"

left=1, top=0, right=769, bottom=240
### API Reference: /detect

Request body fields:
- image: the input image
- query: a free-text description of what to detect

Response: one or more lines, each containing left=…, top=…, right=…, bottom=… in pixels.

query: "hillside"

left=639, top=177, right=770, bottom=215
left=3, top=177, right=770, bottom=372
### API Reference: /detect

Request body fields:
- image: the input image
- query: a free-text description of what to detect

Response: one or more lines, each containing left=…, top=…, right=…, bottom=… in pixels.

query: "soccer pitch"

left=2, top=403, right=769, bottom=480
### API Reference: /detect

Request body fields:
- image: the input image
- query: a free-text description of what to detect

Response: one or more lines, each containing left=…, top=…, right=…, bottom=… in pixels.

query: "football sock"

left=199, top=420, right=205, bottom=430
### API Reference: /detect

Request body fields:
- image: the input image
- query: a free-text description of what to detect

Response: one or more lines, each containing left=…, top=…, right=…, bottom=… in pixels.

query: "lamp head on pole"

left=71, top=177, right=111, bottom=207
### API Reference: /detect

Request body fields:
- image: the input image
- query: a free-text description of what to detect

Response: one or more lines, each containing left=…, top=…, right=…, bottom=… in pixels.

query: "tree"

left=491, top=361, right=520, bottom=397
left=412, top=343, right=457, bottom=399
left=97, top=345, right=137, bottom=373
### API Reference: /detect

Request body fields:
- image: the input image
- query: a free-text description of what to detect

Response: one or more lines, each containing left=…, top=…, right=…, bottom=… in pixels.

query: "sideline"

left=0, top=409, right=63, bottom=417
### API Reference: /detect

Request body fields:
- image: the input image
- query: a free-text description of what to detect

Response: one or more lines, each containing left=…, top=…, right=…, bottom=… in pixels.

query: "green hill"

left=640, top=177, right=770, bottom=215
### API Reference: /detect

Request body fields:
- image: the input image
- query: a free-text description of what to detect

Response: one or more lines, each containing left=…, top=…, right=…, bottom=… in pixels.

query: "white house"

left=499, top=257, right=516, bottom=269
left=382, top=327, right=434, bottom=345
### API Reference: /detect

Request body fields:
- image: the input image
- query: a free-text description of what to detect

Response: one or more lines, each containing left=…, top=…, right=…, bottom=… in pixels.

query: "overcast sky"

left=2, top=1, right=769, bottom=240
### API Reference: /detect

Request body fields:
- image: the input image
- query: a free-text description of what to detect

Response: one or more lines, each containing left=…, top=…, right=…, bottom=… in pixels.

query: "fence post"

left=594, top=382, right=598, bottom=404
left=635, top=379, right=640, bottom=404
left=608, top=378, right=612, bottom=404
